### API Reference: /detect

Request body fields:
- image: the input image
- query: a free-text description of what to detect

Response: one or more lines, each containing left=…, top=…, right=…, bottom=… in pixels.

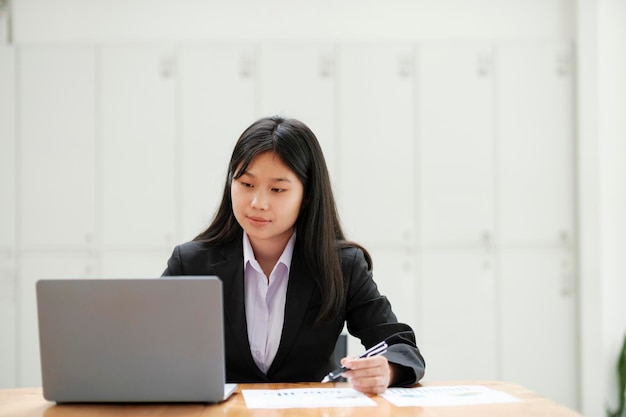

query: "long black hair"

left=194, top=115, right=371, bottom=324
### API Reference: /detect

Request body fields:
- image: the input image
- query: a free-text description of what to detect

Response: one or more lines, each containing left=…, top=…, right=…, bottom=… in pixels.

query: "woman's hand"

left=341, top=355, right=394, bottom=394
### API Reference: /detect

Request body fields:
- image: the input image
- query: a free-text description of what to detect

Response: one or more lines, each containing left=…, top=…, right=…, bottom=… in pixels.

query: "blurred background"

left=0, top=1, right=624, bottom=416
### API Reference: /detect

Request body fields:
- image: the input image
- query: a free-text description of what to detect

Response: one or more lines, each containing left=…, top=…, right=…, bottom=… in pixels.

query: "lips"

left=247, top=216, right=271, bottom=227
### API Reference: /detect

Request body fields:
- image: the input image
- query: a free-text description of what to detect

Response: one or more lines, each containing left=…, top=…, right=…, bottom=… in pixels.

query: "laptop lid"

left=36, top=277, right=237, bottom=403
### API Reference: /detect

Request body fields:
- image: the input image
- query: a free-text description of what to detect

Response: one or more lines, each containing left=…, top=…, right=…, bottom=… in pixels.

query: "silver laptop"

left=36, top=277, right=237, bottom=403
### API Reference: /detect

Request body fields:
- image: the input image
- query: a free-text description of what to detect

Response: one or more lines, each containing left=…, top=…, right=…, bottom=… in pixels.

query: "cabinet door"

left=420, top=250, right=497, bottom=380
left=99, top=249, right=173, bottom=278
left=366, top=247, right=418, bottom=334
left=417, top=43, right=495, bottom=247
left=0, top=46, right=15, bottom=255
left=100, top=45, right=176, bottom=248
left=179, top=44, right=256, bottom=241
left=16, top=253, right=95, bottom=387
left=17, top=45, right=96, bottom=250
left=337, top=43, right=415, bottom=246
left=497, top=43, right=575, bottom=246
left=0, top=257, right=16, bottom=388
left=499, top=249, right=578, bottom=409
left=258, top=43, right=337, bottom=178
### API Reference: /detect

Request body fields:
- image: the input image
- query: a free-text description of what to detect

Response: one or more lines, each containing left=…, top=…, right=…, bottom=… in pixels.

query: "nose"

left=250, top=190, right=269, bottom=210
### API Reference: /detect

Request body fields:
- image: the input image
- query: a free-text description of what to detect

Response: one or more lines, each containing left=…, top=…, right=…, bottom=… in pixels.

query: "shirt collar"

left=243, top=231, right=297, bottom=273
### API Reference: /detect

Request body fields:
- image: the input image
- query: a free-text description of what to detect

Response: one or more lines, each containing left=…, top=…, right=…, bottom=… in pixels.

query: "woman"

left=163, top=116, right=425, bottom=394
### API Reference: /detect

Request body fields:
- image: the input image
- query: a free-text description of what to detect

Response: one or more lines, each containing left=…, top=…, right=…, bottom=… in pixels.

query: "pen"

left=321, top=340, right=388, bottom=383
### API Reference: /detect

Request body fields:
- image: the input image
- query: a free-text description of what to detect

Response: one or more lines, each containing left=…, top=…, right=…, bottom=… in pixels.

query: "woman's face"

left=231, top=152, right=304, bottom=253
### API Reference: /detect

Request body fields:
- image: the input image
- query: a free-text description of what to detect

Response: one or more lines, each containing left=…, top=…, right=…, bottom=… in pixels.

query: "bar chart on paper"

left=381, top=385, right=521, bottom=407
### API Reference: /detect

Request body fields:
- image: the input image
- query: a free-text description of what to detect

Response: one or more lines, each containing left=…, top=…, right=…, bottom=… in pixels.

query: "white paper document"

left=381, top=385, right=522, bottom=407
left=242, top=388, right=377, bottom=409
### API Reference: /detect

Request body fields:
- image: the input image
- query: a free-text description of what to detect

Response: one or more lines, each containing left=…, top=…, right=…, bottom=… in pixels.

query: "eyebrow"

left=240, top=171, right=293, bottom=183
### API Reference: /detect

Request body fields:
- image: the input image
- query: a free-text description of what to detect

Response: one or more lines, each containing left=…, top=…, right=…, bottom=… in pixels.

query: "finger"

left=350, top=375, right=389, bottom=395
left=344, top=357, right=391, bottom=394
left=344, top=355, right=388, bottom=371
left=340, top=356, right=358, bottom=367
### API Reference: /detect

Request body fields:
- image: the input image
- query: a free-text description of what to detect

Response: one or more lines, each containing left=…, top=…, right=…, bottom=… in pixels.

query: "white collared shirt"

left=243, top=232, right=295, bottom=374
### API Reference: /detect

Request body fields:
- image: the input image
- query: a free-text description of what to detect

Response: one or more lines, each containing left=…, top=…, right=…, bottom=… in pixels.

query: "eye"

left=239, top=181, right=253, bottom=188
left=271, top=187, right=286, bottom=193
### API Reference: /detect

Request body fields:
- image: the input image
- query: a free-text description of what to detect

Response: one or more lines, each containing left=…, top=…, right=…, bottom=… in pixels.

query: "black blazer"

left=162, top=236, right=425, bottom=385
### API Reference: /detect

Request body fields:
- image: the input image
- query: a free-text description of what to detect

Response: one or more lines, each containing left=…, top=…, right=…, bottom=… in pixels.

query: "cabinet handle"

left=476, top=51, right=491, bottom=78
left=481, top=231, right=492, bottom=248
left=560, top=258, right=574, bottom=296
left=398, top=55, right=412, bottom=78
left=240, top=54, right=254, bottom=78
left=556, top=50, right=570, bottom=77
left=319, top=54, right=333, bottom=78
left=160, top=54, right=175, bottom=78
left=482, top=258, right=491, bottom=270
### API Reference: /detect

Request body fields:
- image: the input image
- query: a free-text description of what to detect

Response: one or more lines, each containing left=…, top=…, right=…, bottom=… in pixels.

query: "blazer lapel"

left=268, top=244, right=317, bottom=374
left=210, top=239, right=260, bottom=374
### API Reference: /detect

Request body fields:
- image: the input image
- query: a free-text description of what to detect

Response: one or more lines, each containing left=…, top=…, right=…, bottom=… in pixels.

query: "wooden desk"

left=0, top=381, right=583, bottom=417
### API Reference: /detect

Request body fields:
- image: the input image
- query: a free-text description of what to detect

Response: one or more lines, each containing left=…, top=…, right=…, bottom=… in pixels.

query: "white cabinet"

left=417, top=43, right=495, bottom=248
left=99, top=45, right=177, bottom=249
left=420, top=250, right=498, bottom=380
left=413, top=42, right=576, bottom=399
left=337, top=43, right=415, bottom=247
left=4, top=41, right=578, bottom=400
left=497, top=43, right=575, bottom=246
left=17, top=45, right=96, bottom=250
left=499, top=249, right=577, bottom=409
left=179, top=44, right=256, bottom=241
left=258, top=43, right=337, bottom=178
left=16, top=253, right=95, bottom=387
